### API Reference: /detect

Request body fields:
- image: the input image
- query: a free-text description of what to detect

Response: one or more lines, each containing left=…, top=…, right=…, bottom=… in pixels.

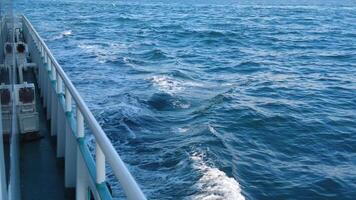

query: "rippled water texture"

left=16, top=0, right=356, bottom=199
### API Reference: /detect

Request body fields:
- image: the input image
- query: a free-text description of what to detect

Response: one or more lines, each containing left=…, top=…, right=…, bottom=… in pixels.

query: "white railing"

left=21, top=15, right=146, bottom=200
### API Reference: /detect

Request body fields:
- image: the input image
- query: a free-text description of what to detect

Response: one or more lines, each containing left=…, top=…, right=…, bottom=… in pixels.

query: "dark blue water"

left=16, top=0, right=356, bottom=199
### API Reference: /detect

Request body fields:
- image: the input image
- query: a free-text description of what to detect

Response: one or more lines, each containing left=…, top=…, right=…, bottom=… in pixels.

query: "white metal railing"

left=21, top=15, right=146, bottom=200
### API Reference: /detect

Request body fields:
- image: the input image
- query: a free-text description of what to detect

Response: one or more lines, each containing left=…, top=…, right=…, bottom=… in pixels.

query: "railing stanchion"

left=76, top=108, right=87, bottom=199
left=57, top=75, right=63, bottom=94
left=65, top=88, right=72, bottom=112
left=64, top=88, right=76, bottom=187
left=77, top=108, right=84, bottom=138
left=46, top=60, right=52, bottom=119
left=96, top=143, right=105, bottom=184
left=40, top=45, right=43, bottom=57
left=56, top=75, right=65, bottom=157
left=76, top=149, right=88, bottom=200
left=42, top=52, right=48, bottom=108
left=38, top=44, right=43, bottom=92
left=40, top=48, right=45, bottom=99
left=50, top=65, right=57, bottom=136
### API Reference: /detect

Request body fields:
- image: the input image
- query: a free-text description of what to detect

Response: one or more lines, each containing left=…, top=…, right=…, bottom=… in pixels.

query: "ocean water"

left=14, top=0, right=356, bottom=199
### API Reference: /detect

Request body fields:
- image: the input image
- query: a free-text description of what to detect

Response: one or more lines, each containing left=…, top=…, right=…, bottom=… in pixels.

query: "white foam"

left=149, top=75, right=203, bottom=95
left=189, top=152, right=245, bottom=200
left=78, top=42, right=126, bottom=63
left=61, top=30, right=72, bottom=37
left=150, top=75, right=184, bottom=94
left=208, top=124, right=218, bottom=135
left=180, top=103, right=191, bottom=109
left=173, top=100, right=191, bottom=109
left=177, top=127, right=190, bottom=133
left=123, top=57, right=130, bottom=64
left=78, top=44, right=116, bottom=63
left=49, top=30, right=72, bottom=41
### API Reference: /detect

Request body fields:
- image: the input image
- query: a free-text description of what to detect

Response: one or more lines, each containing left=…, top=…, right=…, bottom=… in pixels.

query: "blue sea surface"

left=15, top=0, right=356, bottom=199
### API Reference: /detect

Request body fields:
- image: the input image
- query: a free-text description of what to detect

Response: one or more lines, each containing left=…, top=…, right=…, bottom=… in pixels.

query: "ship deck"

left=19, top=70, right=74, bottom=199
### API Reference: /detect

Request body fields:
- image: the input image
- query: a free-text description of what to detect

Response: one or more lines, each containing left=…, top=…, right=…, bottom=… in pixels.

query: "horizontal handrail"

left=21, top=15, right=146, bottom=200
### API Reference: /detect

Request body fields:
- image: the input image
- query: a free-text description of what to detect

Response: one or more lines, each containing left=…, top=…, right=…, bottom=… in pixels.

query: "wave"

left=148, top=92, right=191, bottom=110
left=62, top=30, right=72, bottom=37
left=177, top=29, right=229, bottom=39
left=123, top=57, right=148, bottom=66
left=150, top=75, right=184, bottom=94
left=78, top=42, right=126, bottom=63
left=206, top=61, right=272, bottom=74
left=192, top=90, right=234, bottom=116
left=47, top=29, right=72, bottom=41
left=149, top=75, right=203, bottom=95
left=188, top=152, right=245, bottom=200
left=138, top=49, right=171, bottom=60
left=97, top=94, right=159, bottom=140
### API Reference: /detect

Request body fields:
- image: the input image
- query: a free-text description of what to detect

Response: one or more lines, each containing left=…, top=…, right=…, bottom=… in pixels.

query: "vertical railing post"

left=57, top=75, right=63, bottom=94
left=40, top=45, right=44, bottom=57
left=39, top=43, right=45, bottom=99
left=76, top=149, right=88, bottom=200
left=50, top=65, right=57, bottom=136
left=37, top=41, right=43, bottom=93
left=65, top=88, right=72, bottom=112
left=96, top=143, right=105, bottom=184
left=56, top=75, right=65, bottom=157
left=76, top=108, right=87, bottom=199
left=37, top=41, right=42, bottom=91
left=42, top=50, right=48, bottom=108
left=46, top=60, right=52, bottom=119
left=64, top=88, right=76, bottom=187
left=76, top=108, right=84, bottom=138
